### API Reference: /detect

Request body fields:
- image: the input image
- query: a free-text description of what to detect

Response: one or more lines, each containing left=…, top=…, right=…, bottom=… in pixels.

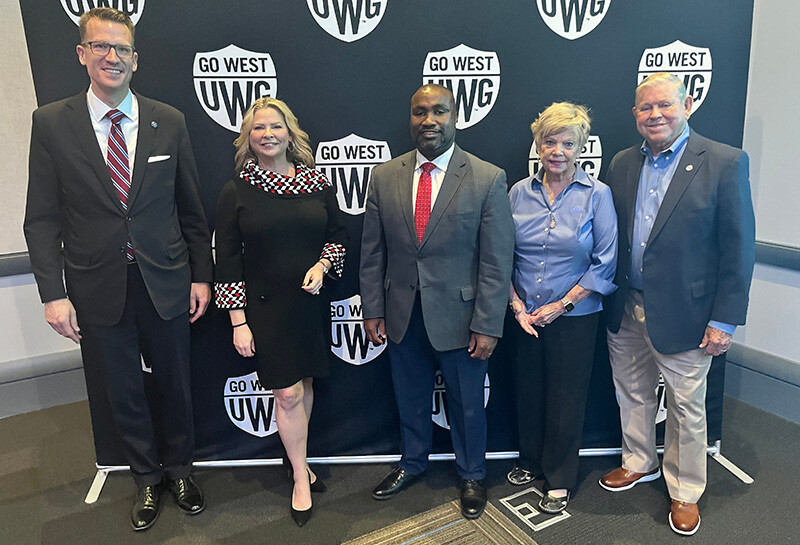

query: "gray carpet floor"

left=1, top=395, right=798, bottom=544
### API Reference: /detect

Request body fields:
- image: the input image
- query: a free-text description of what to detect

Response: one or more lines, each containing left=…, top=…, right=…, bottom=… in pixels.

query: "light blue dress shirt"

left=509, top=165, right=618, bottom=316
left=630, top=125, right=734, bottom=335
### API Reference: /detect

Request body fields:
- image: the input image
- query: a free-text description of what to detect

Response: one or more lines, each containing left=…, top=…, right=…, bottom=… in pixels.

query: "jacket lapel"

left=421, top=145, right=466, bottom=248
left=64, top=93, right=124, bottom=211
left=625, top=152, right=645, bottom=246
left=127, top=94, right=155, bottom=208
left=395, top=152, right=418, bottom=244
left=647, top=134, right=705, bottom=244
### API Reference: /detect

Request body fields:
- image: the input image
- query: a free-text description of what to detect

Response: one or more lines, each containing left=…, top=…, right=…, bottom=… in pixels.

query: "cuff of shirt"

left=708, top=320, right=736, bottom=335
left=577, top=271, right=617, bottom=296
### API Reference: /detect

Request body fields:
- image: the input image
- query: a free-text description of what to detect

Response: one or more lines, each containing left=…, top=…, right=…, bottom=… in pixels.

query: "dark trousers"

left=79, top=264, right=194, bottom=487
left=514, top=311, right=599, bottom=491
left=388, top=295, right=488, bottom=480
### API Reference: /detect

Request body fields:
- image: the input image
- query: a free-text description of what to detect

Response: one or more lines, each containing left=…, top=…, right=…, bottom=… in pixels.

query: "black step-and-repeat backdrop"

left=20, top=1, right=752, bottom=465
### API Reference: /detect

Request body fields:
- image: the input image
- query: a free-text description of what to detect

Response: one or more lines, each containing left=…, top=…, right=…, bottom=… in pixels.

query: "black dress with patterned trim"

left=214, top=162, right=347, bottom=389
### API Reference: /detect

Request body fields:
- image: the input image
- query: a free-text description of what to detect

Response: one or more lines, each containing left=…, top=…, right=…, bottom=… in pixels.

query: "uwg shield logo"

left=537, top=0, right=611, bottom=40
left=193, top=45, right=277, bottom=133
left=331, top=295, right=386, bottom=365
left=224, top=372, right=278, bottom=437
left=61, top=0, right=145, bottom=25
left=638, top=40, right=712, bottom=112
left=528, top=135, right=603, bottom=178
left=423, top=44, right=500, bottom=130
left=432, top=371, right=490, bottom=430
left=316, top=134, right=391, bottom=216
left=307, top=0, right=387, bottom=43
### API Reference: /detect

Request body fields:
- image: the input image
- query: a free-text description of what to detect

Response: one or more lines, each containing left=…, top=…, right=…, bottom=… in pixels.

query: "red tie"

left=415, top=162, right=436, bottom=244
left=106, top=109, right=134, bottom=261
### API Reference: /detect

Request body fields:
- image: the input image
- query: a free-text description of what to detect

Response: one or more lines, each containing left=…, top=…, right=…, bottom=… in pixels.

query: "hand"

left=529, top=301, right=565, bottom=328
left=468, top=332, right=498, bottom=360
left=302, top=262, right=326, bottom=295
left=233, top=324, right=256, bottom=357
left=365, top=318, right=386, bottom=345
left=44, top=298, right=81, bottom=343
left=189, top=283, right=211, bottom=323
left=699, top=326, right=733, bottom=356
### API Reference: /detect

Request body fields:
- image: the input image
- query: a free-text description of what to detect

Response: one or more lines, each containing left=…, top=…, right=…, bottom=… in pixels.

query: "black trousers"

left=79, top=264, right=194, bottom=487
left=513, top=311, right=599, bottom=491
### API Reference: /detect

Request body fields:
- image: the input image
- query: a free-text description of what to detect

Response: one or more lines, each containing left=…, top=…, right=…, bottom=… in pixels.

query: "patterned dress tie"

left=414, top=162, right=436, bottom=244
left=106, top=109, right=135, bottom=261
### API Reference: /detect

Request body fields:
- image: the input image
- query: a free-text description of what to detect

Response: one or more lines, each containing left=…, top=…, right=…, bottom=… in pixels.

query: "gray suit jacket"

left=24, top=91, right=212, bottom=326
left=360, top=145, right=514, bottom=351
left=605, top=131, right=756, bottom=354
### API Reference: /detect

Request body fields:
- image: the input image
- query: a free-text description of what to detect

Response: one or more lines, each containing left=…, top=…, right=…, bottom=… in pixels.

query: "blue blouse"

left=509, top=165, right=618, bottom=316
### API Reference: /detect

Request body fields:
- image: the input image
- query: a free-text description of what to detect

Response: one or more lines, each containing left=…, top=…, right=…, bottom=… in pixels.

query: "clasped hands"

left=365, top=318, right=498, bottom=360
left=512, top=300, right=565, bottom=337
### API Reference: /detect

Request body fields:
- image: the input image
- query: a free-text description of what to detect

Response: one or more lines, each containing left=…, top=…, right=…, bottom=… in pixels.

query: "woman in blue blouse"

left=507, top=102, right=617, bottom=513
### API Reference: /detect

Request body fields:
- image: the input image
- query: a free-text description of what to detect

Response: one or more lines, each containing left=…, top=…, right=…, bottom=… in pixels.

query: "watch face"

left=564, top=300, right=574, bottom=312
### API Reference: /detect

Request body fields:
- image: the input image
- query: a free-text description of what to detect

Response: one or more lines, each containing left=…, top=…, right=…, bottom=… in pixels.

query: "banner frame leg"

left=709, top=439, right=754, bottom=484
left=84, top=469, right=109, bottom=504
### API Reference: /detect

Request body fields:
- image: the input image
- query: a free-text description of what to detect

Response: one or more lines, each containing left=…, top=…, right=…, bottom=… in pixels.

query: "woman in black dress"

left=214, top=98, right=347, bottom=526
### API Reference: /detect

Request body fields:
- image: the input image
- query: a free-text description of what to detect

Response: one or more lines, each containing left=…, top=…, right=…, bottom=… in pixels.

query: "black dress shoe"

left=538, top=490, right=570, bottom=514
left=282, top=455, right=327, bottom=493
left=372, top=467, right=420, bottom=500
left=460, top=479, right=487, bottom=519
left=168, top=476, right=205, bottom=515
left=290, top=472, right=313, bottom=527
left=131, top=483, right=163, bottom=531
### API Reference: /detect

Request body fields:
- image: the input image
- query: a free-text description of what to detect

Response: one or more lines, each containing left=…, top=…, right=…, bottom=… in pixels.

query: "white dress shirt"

left=412, top=144, right=455, bottom=212
left=86, top=87, right=139, bottom=180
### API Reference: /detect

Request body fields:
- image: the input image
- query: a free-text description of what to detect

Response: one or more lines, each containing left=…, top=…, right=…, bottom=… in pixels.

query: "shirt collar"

left=532, top=163, right=592, bottom=188
left=639, top=123, right=691, bottom=160
left=415, top=143, right=455, bottom=173
left=87, top=87, right=135, bottom=122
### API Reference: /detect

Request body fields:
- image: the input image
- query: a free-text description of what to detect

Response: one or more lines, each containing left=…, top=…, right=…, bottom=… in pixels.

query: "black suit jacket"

left=605, top=130, right=755, bottom=354
left=24, top=91, right=212, bottom=326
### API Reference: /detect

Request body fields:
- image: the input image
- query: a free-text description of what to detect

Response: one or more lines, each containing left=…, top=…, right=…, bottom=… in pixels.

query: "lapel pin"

left=151, top=121, right=158, bottom=128
left=685, top=164, right=693, bottom=172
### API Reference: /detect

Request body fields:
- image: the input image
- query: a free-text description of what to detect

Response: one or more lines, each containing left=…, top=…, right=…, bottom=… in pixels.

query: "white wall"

left=736, top=0, right=800, bottom=365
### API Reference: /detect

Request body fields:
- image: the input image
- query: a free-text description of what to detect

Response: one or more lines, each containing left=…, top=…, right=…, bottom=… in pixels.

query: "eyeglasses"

left=82, top=41, right=136, bottom=60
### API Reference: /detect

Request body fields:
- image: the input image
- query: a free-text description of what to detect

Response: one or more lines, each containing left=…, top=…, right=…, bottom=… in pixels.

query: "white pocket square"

left=147, top=155, right=171, bottom=163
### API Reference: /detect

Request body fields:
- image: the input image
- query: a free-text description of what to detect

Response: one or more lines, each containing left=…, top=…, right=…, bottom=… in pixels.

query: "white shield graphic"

left=537, top=0, right=611, bottom=40
left=61, top=0, right=145, bottom=25
left=528, top=135, right=603, bottom=178
left=432, top=371, right=490, bottom=430
left=224, top=371, right=279, bottom=437
left=638, top=40, right=713, bottom=112
left=423, top=44, right=501, bottom=129
left=307, top=0, right=388, bottom=43
left=330, top=294, right=387, bottom=365
left=316, top=134, right=391, bottom=216
left=193, top=44, right=277, bottom=133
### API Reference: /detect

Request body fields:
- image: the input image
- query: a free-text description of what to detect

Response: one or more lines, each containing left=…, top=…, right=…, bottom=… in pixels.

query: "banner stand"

left=83, top=442, right=752, bottom=504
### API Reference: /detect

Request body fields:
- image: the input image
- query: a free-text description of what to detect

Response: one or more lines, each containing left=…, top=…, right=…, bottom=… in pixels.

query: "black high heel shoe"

left=290, top=473, right=313, bottom=527
left=282, top=455, right=327, bottom=493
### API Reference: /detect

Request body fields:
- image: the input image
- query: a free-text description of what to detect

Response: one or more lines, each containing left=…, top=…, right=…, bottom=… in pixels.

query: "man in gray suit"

left=24, top=8, right=212, bottom=531
left=599, top=73, right=755, bottom=536
left=360, top=84, right=514, bottom=519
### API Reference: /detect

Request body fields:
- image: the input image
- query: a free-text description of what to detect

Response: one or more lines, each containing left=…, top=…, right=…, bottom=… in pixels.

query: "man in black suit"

left=23, top=8, right=212, bottom=531
left=598, top=72, right=755, bottom=536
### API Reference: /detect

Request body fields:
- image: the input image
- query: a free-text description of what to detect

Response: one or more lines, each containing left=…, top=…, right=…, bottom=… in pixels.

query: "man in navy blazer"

left=23, top=8, right=212, bottom=531
left=599, top=72, right=755, bottom=536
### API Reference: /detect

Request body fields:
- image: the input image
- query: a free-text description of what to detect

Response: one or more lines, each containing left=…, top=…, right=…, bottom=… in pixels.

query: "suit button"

left=119, top=247, right=125, bottom=253
left=126, top=217, right=131, bottom=221
left=259, top=295, right=266, bottom=301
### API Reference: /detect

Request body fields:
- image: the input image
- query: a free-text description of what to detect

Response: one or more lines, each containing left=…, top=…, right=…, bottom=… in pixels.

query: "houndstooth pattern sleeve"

left=215, top=281, right=246, bottom=309
left=320, top=243, right=346, bottom=277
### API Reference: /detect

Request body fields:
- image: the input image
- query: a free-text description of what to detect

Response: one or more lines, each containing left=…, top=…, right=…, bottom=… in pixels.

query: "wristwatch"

left=561, top=299, right=574, bottom=312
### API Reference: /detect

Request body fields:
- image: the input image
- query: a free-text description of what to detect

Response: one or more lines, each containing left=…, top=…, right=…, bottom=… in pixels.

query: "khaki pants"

left=607, top=290, right=711, bottom=503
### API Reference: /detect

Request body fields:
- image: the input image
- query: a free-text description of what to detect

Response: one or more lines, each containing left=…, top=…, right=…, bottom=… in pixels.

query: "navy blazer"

left=24, top=91, right=212, bottom=326
left=604, top=131, right=755, bottom=354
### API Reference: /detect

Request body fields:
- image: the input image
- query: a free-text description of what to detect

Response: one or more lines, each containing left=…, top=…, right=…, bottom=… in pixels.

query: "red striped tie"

left=106, top=109, right=134, bottom=261
left=414, top=162, right=436, bottom=244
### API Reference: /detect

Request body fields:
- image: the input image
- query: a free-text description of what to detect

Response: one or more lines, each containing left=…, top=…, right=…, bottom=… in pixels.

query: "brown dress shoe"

left=599, top=466, right=661, bottom=491
left=669, top=500, right=700, bottom=536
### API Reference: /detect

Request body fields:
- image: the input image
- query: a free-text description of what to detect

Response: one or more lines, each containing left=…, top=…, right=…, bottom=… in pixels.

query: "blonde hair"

left=233, top=98, right=315, bottom=171
left=79, top=8, right=135, bottom=44
left=635, top=72, right=687, bottom=103
left=531, top=102, right=592, bottom=151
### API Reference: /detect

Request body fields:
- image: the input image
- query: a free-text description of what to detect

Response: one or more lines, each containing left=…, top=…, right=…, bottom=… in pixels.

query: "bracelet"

left=232, top=321, right=247, bottom=328
left=318, top=260, right=330, bottom=274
